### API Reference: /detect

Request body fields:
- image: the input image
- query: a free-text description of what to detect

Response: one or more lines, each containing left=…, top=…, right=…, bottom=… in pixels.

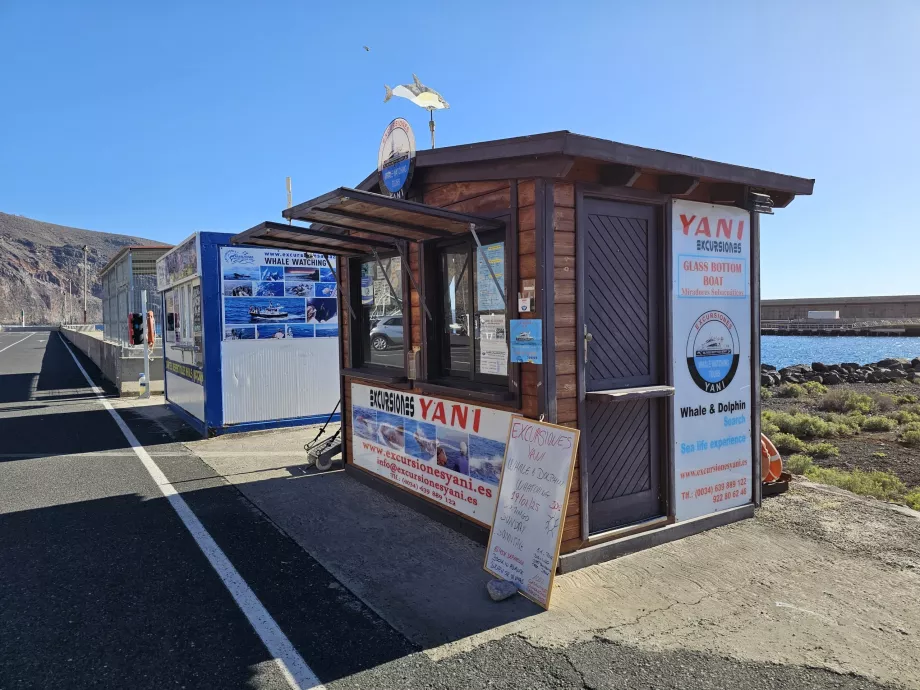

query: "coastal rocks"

left=761, top=357, right=920, bottom=387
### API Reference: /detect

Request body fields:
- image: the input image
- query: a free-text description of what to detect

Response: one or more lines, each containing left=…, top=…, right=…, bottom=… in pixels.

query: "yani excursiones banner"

left=671, top=200, right=753, bottom=521
left=350, top=383, right=514, bottom=525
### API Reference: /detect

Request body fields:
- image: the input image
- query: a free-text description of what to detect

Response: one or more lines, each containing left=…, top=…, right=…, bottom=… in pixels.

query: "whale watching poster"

left=220, top=247, right=338, bottom=341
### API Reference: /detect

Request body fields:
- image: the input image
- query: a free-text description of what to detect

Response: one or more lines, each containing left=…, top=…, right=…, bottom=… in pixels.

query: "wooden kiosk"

left=232, top=130, right=814, bottom=572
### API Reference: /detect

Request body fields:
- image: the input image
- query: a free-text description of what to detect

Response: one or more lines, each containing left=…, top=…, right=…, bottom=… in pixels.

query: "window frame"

left=422, top=227, right=513, bottom=395
left=347, top=251, right=410, bottom=380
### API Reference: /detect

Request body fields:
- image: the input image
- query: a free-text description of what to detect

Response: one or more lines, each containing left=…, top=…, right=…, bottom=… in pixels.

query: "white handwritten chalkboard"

left=484, top=418, right=580, bottom=608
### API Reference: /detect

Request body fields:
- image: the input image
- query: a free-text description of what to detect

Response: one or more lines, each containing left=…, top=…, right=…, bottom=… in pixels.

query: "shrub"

left=803, top=466, right=906, bottom=502
left=901, top=421, right=920, bottom=434
left=862, top=416, right=897, bottom=432
left=762, top=420, right=780, bottom=437
left=899, top=430, right=920, bottom=447
left=887, top=409, right=920, bottom=425
left=823, top=412, right=863, bottom=431
left=802, top=381, right=828, bottom=396
left=806, top=442, right=840, bottom=458
left=784, top=454, right=814, bottom=474
left=871, top=451, right=887, bottom=458
left=776, top=383, right=806, bottom=399
left=905, top=489, right=920, bottom=511
left=820, top=390, right=873, bottom=414
left=871, top=393, right=897, bottom=413
left=896, top=394, right=919, bottom=405
left=827, top=422, right=857, bottom=437
left=772, top=432, right=807, bottom=454
left=789, top=415, right=832, bottom=439
left=761, top=388, right=773, bottom=400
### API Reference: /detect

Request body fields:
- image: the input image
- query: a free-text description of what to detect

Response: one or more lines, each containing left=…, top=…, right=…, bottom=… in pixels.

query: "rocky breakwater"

left=761, top=358, right=920, bottom=387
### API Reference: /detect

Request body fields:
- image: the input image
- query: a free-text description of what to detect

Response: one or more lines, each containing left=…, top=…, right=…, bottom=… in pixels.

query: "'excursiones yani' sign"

left=350, top=383, right=514, bottom=524
left=671, top=200, right=753, bottom=521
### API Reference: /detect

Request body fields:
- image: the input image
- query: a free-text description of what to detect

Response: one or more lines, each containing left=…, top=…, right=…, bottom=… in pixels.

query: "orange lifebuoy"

left=761, top=434, right=783, bottom=483
left=146, top=310, right=156, bottom=345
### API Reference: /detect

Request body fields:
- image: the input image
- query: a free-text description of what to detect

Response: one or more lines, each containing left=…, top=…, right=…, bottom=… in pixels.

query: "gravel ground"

left=763, top=381, right=920, bottom=487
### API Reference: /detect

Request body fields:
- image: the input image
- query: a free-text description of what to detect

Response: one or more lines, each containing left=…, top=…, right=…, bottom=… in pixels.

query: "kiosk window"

left=353, top=255, right=404, bottom=370
left=434, top=236, right=508, bottom=386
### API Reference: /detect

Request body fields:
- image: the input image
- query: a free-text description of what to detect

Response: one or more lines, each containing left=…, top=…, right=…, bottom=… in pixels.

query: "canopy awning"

left=231, top=221, right=397, bottom=257
left=280, top=187, right=504, bottom=242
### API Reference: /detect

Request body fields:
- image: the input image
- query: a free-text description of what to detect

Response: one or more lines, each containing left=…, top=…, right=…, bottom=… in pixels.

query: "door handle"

left=584, top=326, right=593, bottom=364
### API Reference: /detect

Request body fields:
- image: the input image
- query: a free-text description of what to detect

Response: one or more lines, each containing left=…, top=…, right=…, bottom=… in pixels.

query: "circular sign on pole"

left=378, top=118, right=416, bottom=197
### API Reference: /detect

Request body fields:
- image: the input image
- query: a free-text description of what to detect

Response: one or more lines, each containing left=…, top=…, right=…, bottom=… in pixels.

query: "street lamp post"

left=82, top=245, right=88, bottom=324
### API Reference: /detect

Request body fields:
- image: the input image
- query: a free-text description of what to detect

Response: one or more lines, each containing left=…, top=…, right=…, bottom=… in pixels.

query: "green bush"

left=803, top=466, right=906, bottom=502
left=896, top=394, right=919, bottom=405
left=827, top=422, right=858, bottom=437
left=899, top=430, right=920, bottom=447
left=761, top=388, right=773, bottom=400
left=789, top=415, right=832, bottom=439
left=905, top=489, right=920, bottom=511
left=872, top=393, right=897, bottom=413
left=762, top=420, right=780, bottom=437
left=772, top=432, right=807, bottom=454
left=871, top=451, right=887, bottom=459
left=776, top=383, right=806, bottom=399
left=887, top=409, right=920, bottom=425
left=820, top=390, right=873, bottom=414
left=784, top=454, right=814, bottom=474
left=806, top=442, right=840, bottom=458
left=862, top=416, right=897, bottom=432
left=901, top=421, right=920, bottom=433
left=802, top=381, right=828, bottom=396
left=823, top=412, right=864, bottom=431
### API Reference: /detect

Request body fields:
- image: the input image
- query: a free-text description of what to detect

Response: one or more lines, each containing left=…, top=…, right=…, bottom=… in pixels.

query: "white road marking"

left=0, top=332, right=34, bottom=354
left=58, top=333, right=324, bottom=690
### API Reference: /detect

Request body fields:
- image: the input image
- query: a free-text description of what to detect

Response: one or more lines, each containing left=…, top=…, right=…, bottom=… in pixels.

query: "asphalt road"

left=0, top=331, right=899, bottom=689
left=0, top=331, right=412, bottom=689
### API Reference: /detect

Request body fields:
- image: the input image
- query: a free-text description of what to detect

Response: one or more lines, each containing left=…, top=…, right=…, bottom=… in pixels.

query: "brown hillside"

left=0, top=212, right=168, bottom=325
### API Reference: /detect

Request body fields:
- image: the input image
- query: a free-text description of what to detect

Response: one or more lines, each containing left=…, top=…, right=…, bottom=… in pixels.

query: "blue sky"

left=1, top=1, right=917, bottom=298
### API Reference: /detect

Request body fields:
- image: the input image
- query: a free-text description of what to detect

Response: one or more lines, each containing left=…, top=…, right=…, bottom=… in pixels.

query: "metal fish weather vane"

left=384, top=74, right=449, bottom=148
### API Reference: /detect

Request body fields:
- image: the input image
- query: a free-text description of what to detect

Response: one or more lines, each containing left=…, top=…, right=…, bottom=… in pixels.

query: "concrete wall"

left=762, top=296, right=920, bottom=321
left=61, top=327, right=165, bottom=396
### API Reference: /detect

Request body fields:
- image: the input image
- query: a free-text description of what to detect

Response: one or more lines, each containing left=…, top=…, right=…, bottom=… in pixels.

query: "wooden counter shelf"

left=585, top=385, right=675, bottom=402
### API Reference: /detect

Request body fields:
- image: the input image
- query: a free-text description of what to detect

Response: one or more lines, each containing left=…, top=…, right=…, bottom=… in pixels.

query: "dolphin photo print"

left=222, top=280, right=253, bottom=297
left=223, top=266, right=260, bottom=282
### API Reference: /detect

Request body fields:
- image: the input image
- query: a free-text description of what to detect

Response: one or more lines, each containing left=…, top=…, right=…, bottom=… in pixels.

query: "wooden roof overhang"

left=354, top=131, right=816, bottom=209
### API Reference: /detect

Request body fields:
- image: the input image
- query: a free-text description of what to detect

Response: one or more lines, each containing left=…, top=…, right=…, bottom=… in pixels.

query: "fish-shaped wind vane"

left=384, top=74, right=449, bottom=111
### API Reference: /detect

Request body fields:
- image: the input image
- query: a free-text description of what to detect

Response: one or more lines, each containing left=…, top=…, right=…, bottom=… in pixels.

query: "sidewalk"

left=123, top=396, right=920, bottom=688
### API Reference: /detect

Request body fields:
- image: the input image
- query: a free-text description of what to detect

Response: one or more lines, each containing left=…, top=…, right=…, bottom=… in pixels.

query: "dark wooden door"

left=581, top=199, right=664, bottom=533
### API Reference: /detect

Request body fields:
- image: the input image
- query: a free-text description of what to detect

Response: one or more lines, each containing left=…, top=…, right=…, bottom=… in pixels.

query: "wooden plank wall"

left=553, top=182, right=582, bottom=553
left=336, top=178, right=585, bottom=553
left=517, top=180, right=539, bottom=419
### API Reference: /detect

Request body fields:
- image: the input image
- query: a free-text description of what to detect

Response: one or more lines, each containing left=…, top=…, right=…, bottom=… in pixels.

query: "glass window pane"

left=362, top=257, right=403, bottom=368
left=441, top=245, right=472, bottom=374
left=474, top=242, right=508, bottom=377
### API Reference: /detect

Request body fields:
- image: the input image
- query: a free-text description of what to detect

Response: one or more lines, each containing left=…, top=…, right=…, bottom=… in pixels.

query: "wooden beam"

left=658, top=174, right=700, bottom=196
left=598, top=164, right=641, bottom=188
left=709, top=183, right=744, bottom=206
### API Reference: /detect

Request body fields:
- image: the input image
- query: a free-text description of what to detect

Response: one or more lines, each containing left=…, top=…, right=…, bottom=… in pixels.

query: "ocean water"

left=761, top=335, right=920, bottom=369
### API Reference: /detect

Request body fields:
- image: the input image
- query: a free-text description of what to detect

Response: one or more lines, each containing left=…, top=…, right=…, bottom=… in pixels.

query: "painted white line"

left=58, top=333, right=324, bottom=690
left=0, top=332, right=34, bottom=354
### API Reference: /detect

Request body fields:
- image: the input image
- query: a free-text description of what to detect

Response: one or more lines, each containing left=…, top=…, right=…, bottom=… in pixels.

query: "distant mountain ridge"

left=0, top=212, right=169, bottom=325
